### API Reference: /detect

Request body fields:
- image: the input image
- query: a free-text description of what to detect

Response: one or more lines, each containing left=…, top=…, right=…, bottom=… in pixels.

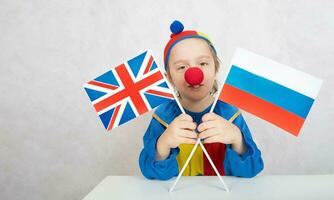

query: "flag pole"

left=169, top=137, right=229, bottom=192
left=169, top=96, right=230, bottom=192
left=169, top=138, right=200, bottom=192
left=198, top=141, right=229, bottom=192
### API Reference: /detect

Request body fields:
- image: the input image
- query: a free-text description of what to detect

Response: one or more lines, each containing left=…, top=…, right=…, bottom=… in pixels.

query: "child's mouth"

left=188, top=84, right=204, bottom=89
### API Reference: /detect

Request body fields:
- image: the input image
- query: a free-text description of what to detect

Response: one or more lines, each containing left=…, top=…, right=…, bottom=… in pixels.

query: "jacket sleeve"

left=224, top=114, right=264, bottom=178
left=138, top=117, right=179, bottom=180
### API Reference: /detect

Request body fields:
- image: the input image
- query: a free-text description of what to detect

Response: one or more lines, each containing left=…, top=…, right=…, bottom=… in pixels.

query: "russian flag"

left=218, top=48, right=323, bottom=136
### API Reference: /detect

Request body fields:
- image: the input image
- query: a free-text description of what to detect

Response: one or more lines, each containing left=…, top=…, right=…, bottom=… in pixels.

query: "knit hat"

left=163, top=20, right=217, bottom=69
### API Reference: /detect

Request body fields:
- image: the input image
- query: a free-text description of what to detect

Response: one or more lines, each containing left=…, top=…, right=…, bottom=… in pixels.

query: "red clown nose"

left=184, top=67, right=204, bottom=86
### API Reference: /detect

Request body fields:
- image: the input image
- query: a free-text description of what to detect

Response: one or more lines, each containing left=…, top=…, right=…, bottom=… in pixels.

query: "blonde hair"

left=209, top=43, right=221, bottom=95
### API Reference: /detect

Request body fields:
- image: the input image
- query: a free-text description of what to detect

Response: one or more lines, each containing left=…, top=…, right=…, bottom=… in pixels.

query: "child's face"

left=167, top=38, right=216, bottom=102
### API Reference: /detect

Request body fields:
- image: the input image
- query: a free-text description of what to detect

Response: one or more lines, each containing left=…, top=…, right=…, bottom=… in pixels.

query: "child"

left=139, top=20, right=264, bottom=180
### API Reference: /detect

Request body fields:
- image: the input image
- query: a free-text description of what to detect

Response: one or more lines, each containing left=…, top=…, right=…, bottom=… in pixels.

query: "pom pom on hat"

left=170, top=20, right=184, bottom=35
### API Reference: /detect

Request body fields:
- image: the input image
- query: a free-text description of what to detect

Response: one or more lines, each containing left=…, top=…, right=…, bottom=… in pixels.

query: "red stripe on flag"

left=107, top=104, right=121, bottom=131
left=145, top=89, right=174, bottom=99
left=94, top=64, right=164, bottom=114
left=88, top=80, right=118, bottom=90
left=93, top=87, right=128, bottom=112
left=143, top=56, right=153, bottom=75
left=115, top=64, right=149, bottom=115
left=219, top=84, right=305, bottom=136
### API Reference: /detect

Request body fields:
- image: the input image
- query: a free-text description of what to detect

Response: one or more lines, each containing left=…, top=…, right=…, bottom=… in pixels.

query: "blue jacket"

left=139, top=100, right=264, bottom=180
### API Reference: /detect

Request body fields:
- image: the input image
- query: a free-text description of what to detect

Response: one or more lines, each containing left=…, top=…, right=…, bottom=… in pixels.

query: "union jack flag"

left=84, top=51, right=175, bottom=131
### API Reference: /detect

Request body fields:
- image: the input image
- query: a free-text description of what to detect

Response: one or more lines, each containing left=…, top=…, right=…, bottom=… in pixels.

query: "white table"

left=82, top=175, right=334, bottom=200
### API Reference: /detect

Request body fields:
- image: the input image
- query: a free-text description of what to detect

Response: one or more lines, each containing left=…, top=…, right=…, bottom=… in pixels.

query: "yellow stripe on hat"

left=196, top=31, right=212, bottom=42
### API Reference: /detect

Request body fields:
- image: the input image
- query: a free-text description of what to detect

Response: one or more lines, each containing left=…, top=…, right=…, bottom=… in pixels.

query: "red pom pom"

left=184, top=67, right=204, bottom=86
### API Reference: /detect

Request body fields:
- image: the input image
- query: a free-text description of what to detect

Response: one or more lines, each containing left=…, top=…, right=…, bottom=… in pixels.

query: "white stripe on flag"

left=231, top=48, right=323, bottom=99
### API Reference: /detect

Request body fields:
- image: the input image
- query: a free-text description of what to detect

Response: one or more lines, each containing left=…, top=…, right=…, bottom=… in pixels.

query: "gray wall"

left=1, top=0, right=333, bottom=199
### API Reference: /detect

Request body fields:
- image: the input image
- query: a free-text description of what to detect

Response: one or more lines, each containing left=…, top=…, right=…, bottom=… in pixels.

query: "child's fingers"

left=201, top=112, right=218, bottom=122
left=178, top=121, right=197, bottom=130
left=177, top=113, right=193, bottom=122
left=197, top=120, right=217, bottom=132
left=179, top=137, right=197, bottom=144
left=198, top=128, right=220, bottom=139
left=179, top=130, right=198, bottom=139
left=203, top=135, right=221, bottom=144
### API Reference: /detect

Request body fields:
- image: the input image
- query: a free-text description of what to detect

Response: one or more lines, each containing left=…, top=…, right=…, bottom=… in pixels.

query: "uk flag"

left=84, top=51, right=175, bottom=131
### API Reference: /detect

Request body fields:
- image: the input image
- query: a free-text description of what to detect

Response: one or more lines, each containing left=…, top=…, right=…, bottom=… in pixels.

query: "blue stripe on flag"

left=95, top=71, right=119, bottom=86
left=226, top=65, right=314, bottom=118
left=158, top=81, right=169, bottom=88
left=150, top=61, right=158, bottom=71
left=127, top=51, right=147, bottom=77
left=84, top=88, right=107, bottom=101
left=144, top=93, right=172, bottom=109
left=99, top=108, right=114, bottom=129
left=119, top=102, right=136, bottom=126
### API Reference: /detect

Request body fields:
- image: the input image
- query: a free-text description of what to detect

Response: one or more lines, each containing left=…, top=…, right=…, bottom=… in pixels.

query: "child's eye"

left=200, top=62, right=208, bottom=66
left=178, top=65, right=186, bottom=70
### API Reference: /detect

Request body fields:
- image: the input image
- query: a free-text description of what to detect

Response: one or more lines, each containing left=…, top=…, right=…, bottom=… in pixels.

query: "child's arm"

left=139, top=114, right=197, bottom=180
left=156, top=114, right=197, bottom=160
left=138, top=118, right=178, bottom=180
left=223, top=114, right=264, bottom=178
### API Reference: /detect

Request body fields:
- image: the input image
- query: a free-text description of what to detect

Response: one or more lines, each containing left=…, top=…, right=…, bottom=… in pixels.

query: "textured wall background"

left=1, top=0, right=333, bottom=199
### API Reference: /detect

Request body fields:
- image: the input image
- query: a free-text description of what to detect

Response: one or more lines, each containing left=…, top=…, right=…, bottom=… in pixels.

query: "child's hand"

left=160, top=114, right=197, bottom=148
left=155, top=114, right=197, bottom=160
left=197, top=113, right=246, bottom=154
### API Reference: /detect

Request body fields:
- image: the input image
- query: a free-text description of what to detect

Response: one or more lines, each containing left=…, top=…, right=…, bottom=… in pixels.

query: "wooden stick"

left=169, top=137, right=229, bottom=192
left=169, top=97, right=239, bottom=192
left=169, top=138, right=200, bottom=192
left=199, top=141, right=229, bottom=192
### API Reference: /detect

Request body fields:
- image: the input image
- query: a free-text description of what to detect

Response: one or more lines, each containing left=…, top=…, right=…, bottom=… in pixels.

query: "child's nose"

left=184, top=66, right=204, bottom=86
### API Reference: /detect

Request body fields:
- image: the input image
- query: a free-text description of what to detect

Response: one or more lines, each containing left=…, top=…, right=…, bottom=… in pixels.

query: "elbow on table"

left=242, top=158, right=264, bottom=178
left=138, top=149, right=176, bottom=181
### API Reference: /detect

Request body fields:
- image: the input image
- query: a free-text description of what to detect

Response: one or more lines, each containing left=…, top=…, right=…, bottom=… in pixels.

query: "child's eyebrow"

left=197, top=55, right=211, bottom=60
left=172, top=59, right=188, bottom=65
left=172, top=56, right=212, bottom=65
